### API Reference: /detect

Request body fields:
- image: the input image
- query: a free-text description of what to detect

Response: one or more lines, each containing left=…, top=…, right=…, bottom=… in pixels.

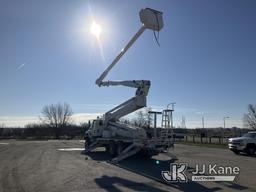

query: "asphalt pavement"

left=0, top=140, right=255, bottom=192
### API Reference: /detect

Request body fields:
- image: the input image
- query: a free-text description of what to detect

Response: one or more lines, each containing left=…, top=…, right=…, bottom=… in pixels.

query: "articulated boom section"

left=105, top=96, right=145, bottom=122
left=94, top=8, right=161, bottom=123
left=102, top=80, right=150, bottom=121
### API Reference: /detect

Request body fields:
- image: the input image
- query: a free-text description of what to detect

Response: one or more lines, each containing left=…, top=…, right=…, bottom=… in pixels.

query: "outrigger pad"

left=140, top=8, right=163, bottom=31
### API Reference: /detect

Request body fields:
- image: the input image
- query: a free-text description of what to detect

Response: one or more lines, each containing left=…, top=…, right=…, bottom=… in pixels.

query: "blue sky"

left=0, top=0, right=256, bottom=128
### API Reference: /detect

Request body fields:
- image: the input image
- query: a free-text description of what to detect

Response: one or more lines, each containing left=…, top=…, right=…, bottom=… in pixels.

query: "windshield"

left=242, top=133, right=256, bottom=138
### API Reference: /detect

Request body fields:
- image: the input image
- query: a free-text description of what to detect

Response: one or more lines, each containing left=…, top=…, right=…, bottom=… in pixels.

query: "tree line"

left=0, top=103, right=255, bottom=139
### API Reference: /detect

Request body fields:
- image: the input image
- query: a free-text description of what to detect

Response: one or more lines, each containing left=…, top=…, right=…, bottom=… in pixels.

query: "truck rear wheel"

left=246, top=144, right=255, bottom=156
left=116, top=142, right=124, bottom=156
left=232, top=150, right=240, bottom=155
left=108, top=141, right=117, bottom=157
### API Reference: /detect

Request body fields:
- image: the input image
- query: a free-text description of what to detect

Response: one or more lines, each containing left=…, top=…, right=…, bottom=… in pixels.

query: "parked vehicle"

left=228, top=131, right=256, bottom=155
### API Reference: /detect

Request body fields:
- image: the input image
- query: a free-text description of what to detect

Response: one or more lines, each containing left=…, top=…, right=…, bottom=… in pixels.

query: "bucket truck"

left=84, top=8, right=173, bottom=163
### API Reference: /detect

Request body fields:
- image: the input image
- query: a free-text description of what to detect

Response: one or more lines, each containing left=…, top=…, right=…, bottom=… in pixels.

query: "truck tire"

left=84, top=138, right=91, bottom=149
left=116, top=142, right=124, bottom=156
left=105, top=145, right=110, bottom=153
left=246, top=144, right=255, bottom=156
left=232, top=150, right=240, bottom=155
left=109, top=141, right=117, bottom=157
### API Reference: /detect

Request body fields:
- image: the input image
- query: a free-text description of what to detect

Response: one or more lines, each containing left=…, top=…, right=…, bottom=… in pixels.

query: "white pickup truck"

left=228, top=131, right=256, bottom=155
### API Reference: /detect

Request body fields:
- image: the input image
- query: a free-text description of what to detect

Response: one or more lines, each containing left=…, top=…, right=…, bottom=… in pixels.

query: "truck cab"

left=228, top=131, right=256, bottom=155
left=86, top=118, right=105, bottom=138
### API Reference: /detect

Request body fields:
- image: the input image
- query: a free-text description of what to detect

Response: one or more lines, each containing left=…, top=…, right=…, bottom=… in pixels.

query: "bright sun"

left=90, top=21, right=102, bottom=39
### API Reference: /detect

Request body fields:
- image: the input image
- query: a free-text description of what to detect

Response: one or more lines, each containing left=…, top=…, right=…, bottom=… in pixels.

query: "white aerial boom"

left=84, top=8, right=168, bottom=163
left=95, top=8, right=163, bottom=122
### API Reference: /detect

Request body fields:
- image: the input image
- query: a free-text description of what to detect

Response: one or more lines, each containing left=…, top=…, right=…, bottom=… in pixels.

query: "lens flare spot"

left=90, top=21, right=102, bottom=39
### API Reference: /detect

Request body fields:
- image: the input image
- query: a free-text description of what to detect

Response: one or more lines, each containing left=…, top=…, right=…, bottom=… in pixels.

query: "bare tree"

left=119, top=117, right=131, bottom=125
left=244, top=104, right=256, bottom=130
left=40, top=103, right=73, bottom=128
left=131, top=107, right=152, bottom=128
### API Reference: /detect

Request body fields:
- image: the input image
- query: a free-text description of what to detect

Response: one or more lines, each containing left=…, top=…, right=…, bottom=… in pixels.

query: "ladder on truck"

left=160, top=109, right=174, bottom=147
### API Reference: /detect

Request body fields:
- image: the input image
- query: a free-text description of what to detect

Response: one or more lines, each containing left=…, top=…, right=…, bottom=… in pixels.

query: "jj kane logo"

left=162, top=163, right=188, bottom=182
left=162, top=163, right=240, bottom=182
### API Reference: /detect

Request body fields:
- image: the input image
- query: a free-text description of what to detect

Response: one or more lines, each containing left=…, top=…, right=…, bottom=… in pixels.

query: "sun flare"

left=90, top=21, right=102, bottom=39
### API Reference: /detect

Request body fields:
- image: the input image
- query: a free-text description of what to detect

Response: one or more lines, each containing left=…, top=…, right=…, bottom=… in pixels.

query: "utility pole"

left=222, top=116, right=230, bottom=144
left=181, top=116, right=186, bottom=129
left=223, top=116, right=229, bottom=129
left=202, top=116, right=205, bottom=129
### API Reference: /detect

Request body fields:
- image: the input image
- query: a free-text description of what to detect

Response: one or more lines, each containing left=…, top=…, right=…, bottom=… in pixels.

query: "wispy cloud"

left=0, top=116, right=39, bottom=127
left=0, top=113, right=103, bottom=127
left=16, top=58, right=32, bottom=71
left=71, top=113, right=102, bottom=124
left=16, top=63, right=25, bottom=71
left=194, top=109, right=230, bottom=115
